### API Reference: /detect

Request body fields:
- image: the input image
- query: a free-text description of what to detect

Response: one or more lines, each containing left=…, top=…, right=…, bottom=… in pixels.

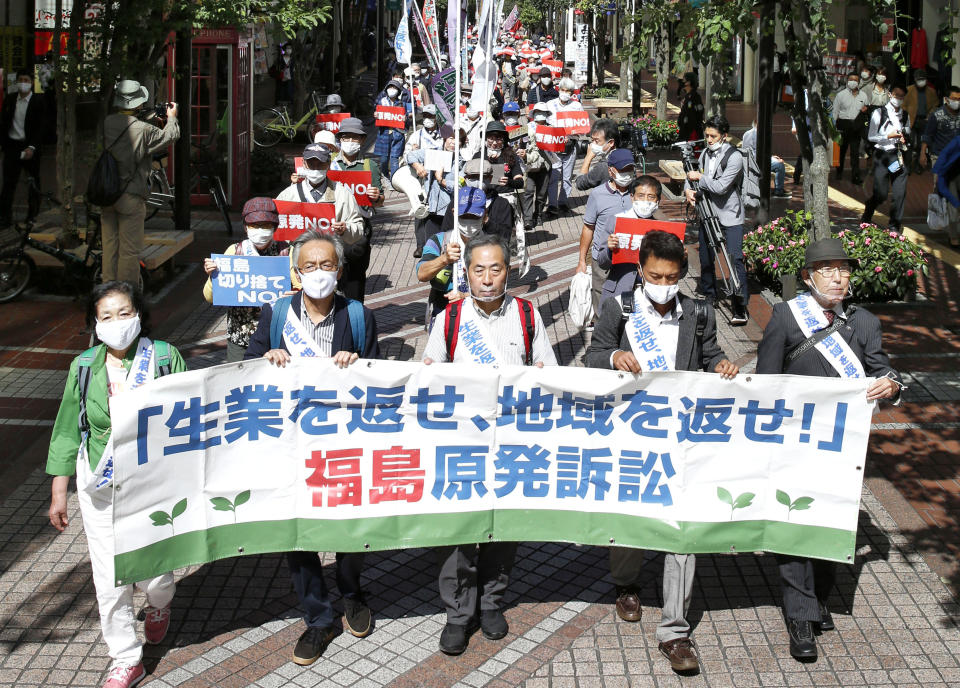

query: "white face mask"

left=467, top=108, right=479, bottom=120
left=423, top=117, right=436, bottom=129
left=303, top=169, right=326, bottom=185
left=96, top=315, right=142, bottom=351
left=534, top=114, right=548, bottom=123
left=459, top=217, right=482, bottom=238
left=559, top=91, right=571, bottom=103
left=505, top=116, right=519, bottom=126
left=847, top=80, right=859, bottom=91
left=246, top=227, right=274, bottom=247
left=861, top=71, right=870, bottom=80
left=299, top=268, right=338, bottom=299
left=590, top=142, right=608, bottom=155
left=471, top=280, right=507, bottom=303
left=643, top=281, right=680, bottom=305
left=876, top=75, right=886, bottom=84
left=541, top=77, right=552, bottom=86
left=613, top=170, right=634, bottom=188
left=485, top=145, right=501, bottom=159
left=949, top=99, right=960, bottom=111
left=633, top=200, right=658, bottom=218
left=340, top=141, right=361, bottom=156
left=387, top=87, right=399, bottom=98
left=17, top=82, right=31, bottom=95
left=707, top=140, right=723, bottom=152
left=916, top=80, right=927, bottom=88
left=889, top=96, right=902, bottom=108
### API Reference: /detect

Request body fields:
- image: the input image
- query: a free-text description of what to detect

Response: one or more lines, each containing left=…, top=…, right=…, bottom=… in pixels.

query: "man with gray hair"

left=547, top=76, right=586, bottom=213
left=245, top=229, right=381, bottom=666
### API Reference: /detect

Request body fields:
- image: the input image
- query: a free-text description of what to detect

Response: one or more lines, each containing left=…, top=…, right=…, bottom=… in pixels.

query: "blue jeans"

left=287, top=551, right=365, bottom=628
left=772, top=160, right=785, bottom=192
left=698, top=223, right=748, bottom=304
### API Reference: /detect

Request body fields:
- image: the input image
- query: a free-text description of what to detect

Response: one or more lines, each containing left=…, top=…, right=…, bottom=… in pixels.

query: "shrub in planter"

left=743, top=210, right=928, bottom=302
left=622, top=114, right=679, bottom=147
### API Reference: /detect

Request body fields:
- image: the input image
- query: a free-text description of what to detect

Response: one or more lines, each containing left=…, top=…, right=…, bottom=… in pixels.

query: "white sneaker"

left=102, top=662, right=145, bottom=688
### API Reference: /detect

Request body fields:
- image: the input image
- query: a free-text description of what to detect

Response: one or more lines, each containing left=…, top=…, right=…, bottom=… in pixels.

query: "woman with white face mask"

left=46, top=281, right=188, bottom=688
left=203, top=197, right=291, bottom=362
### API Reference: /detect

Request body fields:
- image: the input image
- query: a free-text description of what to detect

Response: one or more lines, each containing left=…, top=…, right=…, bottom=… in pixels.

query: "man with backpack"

left=586, top=230, right=739, bottom=675
left=684, top=115, right=749, bottom=325
left=244, top=230, right=380, bottom=667
left=422, top=233, right=557, bottom=656
left=97, top=80, right=179, bottom=285
left=860, top=84, right=910, bottom=231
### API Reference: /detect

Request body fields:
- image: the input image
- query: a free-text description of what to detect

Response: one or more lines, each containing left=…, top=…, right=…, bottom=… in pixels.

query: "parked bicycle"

left=253, top=91, right=327, bottom=147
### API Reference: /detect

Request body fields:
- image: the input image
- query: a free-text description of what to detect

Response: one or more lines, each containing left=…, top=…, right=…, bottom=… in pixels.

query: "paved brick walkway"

left=2, top=156, right=960, bottom=687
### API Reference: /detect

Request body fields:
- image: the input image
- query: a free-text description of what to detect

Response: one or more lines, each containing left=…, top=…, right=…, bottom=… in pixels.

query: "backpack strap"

left=616, top=289, right=636, bottom=343
left=515, top=297, right=536, bottom=366
left=693, top=299, right=707, bottom=370
left=345, top=298, right=367, bottom=357
left=105, top=119, right=136, bottom=150
left=270, top=296, right=293, bottom=350
left=444, top=300, right=464, bottom=362
left=296, top=181, right=309, bottom=203
left=76, top=346, right=99, bottom=435
left=154, top=340, right=172, bottom=377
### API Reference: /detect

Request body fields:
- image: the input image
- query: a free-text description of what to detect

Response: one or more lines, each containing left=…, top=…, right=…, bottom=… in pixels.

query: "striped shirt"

left=422, top=295, right=558, bottom=366
left=302, top=304, right=336, bottom=358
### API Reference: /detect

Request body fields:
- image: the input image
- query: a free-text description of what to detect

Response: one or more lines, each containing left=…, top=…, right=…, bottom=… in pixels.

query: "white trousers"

left=77, top=459, right=175, bottom=667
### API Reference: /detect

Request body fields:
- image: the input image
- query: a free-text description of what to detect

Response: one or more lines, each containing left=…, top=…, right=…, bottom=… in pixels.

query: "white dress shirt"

left=9, top=92, right=31, bottom=144
left=612, top=287, right=682, bottom=369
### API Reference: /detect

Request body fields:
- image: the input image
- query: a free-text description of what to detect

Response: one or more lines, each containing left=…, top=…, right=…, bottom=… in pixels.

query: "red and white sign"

left=505, top=124, right=523, bottom=135
left=835, top=38, right=848, bottom=53
left=539, top=48, right=553, bottom=61
left=554, top=109, right=590, bottom=135
left=542, top=59, right=562, bottom=79
left=327, top=170, right=374, bottom=207
left=610, top=218, right=686, bottom=265
left=534, top=125, right=567, bottom=152
left=315, top=112, right=351, bottom=132
left=374, top=105, right=406, bottom=128
left=274, top=200, right=337, bottom=241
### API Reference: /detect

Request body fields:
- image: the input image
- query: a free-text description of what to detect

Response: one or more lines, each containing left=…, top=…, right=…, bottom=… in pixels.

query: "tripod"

left=674, top=140, right=744, bottom=317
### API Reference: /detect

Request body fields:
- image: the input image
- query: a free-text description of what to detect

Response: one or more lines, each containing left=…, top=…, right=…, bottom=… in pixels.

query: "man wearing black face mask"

left=586, top=229, right=737, bottom=674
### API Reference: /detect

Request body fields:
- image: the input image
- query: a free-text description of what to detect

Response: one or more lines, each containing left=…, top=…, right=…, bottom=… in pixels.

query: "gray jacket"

left=102, top=113, right=180, bottom=199
left=684, top=142, right=744, bottom=227
left=575, top=152, right=610, bottom=191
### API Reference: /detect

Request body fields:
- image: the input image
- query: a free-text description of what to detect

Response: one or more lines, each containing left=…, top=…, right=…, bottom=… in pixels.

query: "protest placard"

left=210, top=255, right=291, bottom=306
left=273, top=200, right=337, bottom=240
left=326, top=170, right=374, bottom=206
left=424, top=149, right=453, bottom=172
left=534, top=125, right=567, bottom=152
left=374, top=105, right=406, bottom=128
left=611, top=217, right=686, bottom=265
left=315, top=112, right=351, bottom=133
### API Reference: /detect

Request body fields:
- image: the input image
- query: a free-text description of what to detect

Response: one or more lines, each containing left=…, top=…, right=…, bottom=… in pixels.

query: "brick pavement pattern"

left=2, top=171, right=960, bottom=687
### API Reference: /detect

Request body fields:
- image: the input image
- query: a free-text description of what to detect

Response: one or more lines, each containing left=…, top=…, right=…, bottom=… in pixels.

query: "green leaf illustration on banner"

left=718, top=487, right=754, bottom=520
left=777, top=490, right=815, bottom=520
left=149, top=498, right=187, bottom=535
left=210, top=491, right=251, bottom=524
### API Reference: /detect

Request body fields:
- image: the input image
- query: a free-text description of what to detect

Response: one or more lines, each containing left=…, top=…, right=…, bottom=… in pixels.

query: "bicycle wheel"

left=145, top=169, right=172, bottom=220
left=212, top=178, right=234, bottom=236
left=253, top=108, right=287, bottom=147
left=0, top=250, right=35, bottom=302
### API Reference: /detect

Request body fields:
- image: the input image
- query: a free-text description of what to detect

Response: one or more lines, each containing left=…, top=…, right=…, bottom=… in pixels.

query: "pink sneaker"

left=102, top=662, right=145, bottom=688
left=144, top=604, right=171, bottom=644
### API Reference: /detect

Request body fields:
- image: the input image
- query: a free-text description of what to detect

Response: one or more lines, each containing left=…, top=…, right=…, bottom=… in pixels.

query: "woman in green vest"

left=46, top=281, right=186, bottom=688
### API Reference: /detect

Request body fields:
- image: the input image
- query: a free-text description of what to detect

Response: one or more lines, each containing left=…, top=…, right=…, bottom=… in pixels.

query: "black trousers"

left=339, top=218, right=373, bottom=302
left=836, top=120, right=862, bottom=178
left=777, top=555, right=836, bottom=622
left=523, top=169, right=550, bottom=228
left=0, top=141, right=41, bottom=221
left=861, top=153, right=907, bottom=230
left=287, top=551, right=365, bottom=628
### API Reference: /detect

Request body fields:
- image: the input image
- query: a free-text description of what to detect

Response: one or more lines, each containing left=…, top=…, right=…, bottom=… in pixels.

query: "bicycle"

left=674, top=139, right=742, bottom=315
left=253, top=91, right=327, bottom=147
left=0, top=180, right=149, bottom=302
left=626, top=126, right=648, bottom=175
left=146, top=153, right=173, bottom=221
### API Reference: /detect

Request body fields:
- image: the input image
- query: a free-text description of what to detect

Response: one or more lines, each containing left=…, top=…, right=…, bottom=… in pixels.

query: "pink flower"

left=768, top=244, right=774, bottom=251
left=907, top=269, right=914, bottom=277
left=849, top=241, right=855, bottom=247
left=789, top=240, right=796, bottom=246
left=800, top=239, right=805, bottom=245
left=838, top=231, right=845, bottom=237
left=874, top=266, right=882, bottom=273
left=889, top=231, right=897, bottom=238
left=762, top=257, right=770, bottom=264
left=865, top=237, right=871, bottom=245
left=778, top=246, right=784, bottom=251
left=899, top=235, right=905, bottom=242
left=898, top=249, right=903, bottom=254
left=860, top=223, right=870, bottom=229
left=772, top=262, right=779, bottom=269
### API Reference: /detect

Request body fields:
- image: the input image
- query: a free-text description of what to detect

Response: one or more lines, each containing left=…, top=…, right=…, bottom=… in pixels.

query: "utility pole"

left=756, top=0, right=775, bottom=224
left=174, top=30, right=192, bottom=231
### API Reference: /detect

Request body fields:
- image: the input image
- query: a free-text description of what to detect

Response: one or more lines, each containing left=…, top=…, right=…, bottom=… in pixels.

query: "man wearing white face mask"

left=202, top=198, right=291, bottom=362
left=577, top=119, right=619, bottom=191
left=547, top=77, right=586, bottom=213
left=422, top=233, right=556, bottom=656
left=245, top=230, right=381, bottom=666
left=440, top=158, right=515, bottom=241
left=831, top=71, right=870, bottom=184
left=277, top=143, right=366, bottom=297
left=586, top=230, right=737, bottom=675
left=904, top=69, right=937, bottom=172
left=0, top=69, right=45, bottom=227
left=373, top=78, right=409, bottom=178
left=861, top=84, right=909, bottom=231
left=527, top=66, right=559, bottom=107
left=920, top=84, right=960, bottom=172
left=404, top=103, right=443, bottom=156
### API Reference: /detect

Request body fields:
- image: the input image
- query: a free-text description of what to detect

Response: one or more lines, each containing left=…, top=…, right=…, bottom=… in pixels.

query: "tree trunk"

left=619, top=34, right=630, bottom=102
left=655, top=24, right=669, bottom=119
left=54, top=0, right=83, bottom=234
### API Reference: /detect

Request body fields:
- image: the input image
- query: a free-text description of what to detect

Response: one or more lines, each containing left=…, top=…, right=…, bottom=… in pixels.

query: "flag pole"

left=453, top=0, right=461, bottom=249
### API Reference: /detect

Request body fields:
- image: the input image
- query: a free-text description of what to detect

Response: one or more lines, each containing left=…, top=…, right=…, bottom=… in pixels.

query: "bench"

left=26, top=228, right=194, bottom=272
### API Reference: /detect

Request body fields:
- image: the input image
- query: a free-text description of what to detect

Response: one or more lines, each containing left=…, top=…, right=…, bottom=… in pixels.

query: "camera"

left=152, top=102, right=171, bottom=119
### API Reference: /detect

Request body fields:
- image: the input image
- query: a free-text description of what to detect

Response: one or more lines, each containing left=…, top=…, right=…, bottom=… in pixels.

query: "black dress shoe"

left=480, top=609, right=508, bottom=640
left=817, top=602, right=834, bottom=631
left=787, top=618, right=817, bottom=659
left=413, top=247, right=423, bottom=258
left=439, top=620, right=478, bottom=655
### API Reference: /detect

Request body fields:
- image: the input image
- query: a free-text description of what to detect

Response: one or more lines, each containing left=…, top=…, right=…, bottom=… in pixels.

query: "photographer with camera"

left=861, top=84, right=909, bottom=231
left=98, top=80, right=180, bottom=285
left=683, top=115, right=749, bottom=325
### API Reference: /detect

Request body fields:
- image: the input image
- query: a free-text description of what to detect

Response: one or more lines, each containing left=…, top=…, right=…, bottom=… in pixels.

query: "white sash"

left=623, top=294, right=671, bottom=372
left=787, top=293, right=865, bottom=378
left=79, top=338, right=155, bottom=494
left=239, top=239, right=259, bottom=256
left=281, top=302, right=329, bottom=358
left=456, top=300, right=503, bottom=365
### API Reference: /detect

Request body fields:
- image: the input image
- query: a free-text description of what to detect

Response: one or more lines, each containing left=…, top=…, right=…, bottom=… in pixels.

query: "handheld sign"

left=534, top=124, right=567, bottom=153
left=542, top=59, right=562, bottom=79
left=274, top=200, right=337, bottom=240
left=315, top=112, right=351, bottom=132
left=424, top=148, right=453, bottom=172
left=210, top=254, right=291, bottom=307
left=374, top=105, right=406, bottom=128
left=611, top=218, right=686, bottom=265
left=554, top=109, right=590, bottom=135
left=327, top=170, right=374, bottom=206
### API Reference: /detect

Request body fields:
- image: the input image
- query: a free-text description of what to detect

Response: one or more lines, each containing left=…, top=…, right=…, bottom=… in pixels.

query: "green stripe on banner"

left=114, top=511, right=855, bottom=586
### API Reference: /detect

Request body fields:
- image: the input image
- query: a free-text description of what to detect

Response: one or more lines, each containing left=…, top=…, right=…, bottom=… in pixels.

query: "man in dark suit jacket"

left=586, top=230, right=739, bottom=674
left=245, top=230, right=380, bottom=667
left=757, top=237, right=901, bottom=661
left=0, top=70, right=46, bottom=226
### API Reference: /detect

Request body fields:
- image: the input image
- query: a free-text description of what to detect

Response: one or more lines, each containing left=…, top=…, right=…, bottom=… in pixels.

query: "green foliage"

left=776, top=490, right=814, bottom=520
left=148, top=498, right=188, bottom=535
left=622, top=114, right=679, bottom=146
left=210, top=490, right=251, bottom=523
left=938, top=2, right=960, bottom=70
left=717, top=487, right=755, bottom=520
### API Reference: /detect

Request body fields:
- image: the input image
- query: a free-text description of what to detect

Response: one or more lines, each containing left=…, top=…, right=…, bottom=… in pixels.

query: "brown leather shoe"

left=614, top=587, right=641, bottom=622
left=659, top=637, right=700, bottom=672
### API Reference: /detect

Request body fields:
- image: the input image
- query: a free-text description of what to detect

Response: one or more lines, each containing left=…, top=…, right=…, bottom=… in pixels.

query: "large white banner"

left=110, top=359, right=874, bottom=585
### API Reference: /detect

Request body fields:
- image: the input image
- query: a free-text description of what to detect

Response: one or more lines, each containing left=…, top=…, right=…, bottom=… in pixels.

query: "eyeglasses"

left=813, top=266, right=852, bottom=278
left=299, top=262, right=338, bottom=273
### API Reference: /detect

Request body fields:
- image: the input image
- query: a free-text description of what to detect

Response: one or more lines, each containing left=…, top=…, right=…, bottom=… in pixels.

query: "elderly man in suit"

left=586, top=230, right=739, bottom=674
left=757, top=237, right=902, bottom=660
left=0, top=70, right=46, bottom=227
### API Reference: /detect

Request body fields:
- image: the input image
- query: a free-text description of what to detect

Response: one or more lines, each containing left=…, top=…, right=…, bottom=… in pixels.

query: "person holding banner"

left=47, top=281, right=187, bottom=688
left=202, top=198, right=291, bottom=362
left=586, top=230, right=738, bottom=674
left=245, top=230, right=381, bottom=665
left=423, top=233, right=557, bottom=655
left=527, top=66, right=558, bottom=107
left=404, top=103, right=443, bottom=156
left=277, top=143, right=366, bottom=300
left=407, top=124, right=460, bottom=255
left=756, top=238, right=902, bottom=661
left=548, top=77, right=587, bottom=213
left=373, top=79, right=410, bottom=179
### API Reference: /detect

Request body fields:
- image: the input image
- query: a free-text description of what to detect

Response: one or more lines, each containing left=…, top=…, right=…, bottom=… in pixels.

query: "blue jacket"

left=933, top=136, right=960, bottom=207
